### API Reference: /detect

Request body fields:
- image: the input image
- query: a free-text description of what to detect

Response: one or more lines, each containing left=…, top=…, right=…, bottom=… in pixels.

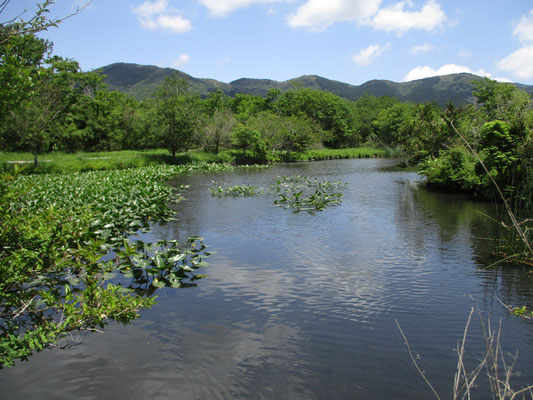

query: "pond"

left=2, top=158, right=533, bottom=399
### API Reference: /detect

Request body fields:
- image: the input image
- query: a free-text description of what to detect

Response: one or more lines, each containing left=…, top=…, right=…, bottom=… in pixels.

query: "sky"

left=4, top=0, right=533, bottom=86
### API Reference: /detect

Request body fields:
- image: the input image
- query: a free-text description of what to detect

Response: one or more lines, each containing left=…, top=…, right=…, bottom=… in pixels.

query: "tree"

left=472, top=78, right=531, bottom=124
left=275, top=88, right=356, bottom=148
left=0, top=1, right=92, bottom=153
left=400, top=102, right=449, bottom=165
left=373, top=102, right=413, bottom=146
left=0, top=32, right=50, bottom=139
left=201, top=109, right=235, bottom=154
left=155, top=74, right=199, bottom=157
left=247, top=112, right=318, bottom=153
left=231, top=125, right=268, bottom=163
left=478, top=120, right=523, bottom=187
left=0, top=0, right=92, bottom=44
left=9, top=57, right=82, bottom=165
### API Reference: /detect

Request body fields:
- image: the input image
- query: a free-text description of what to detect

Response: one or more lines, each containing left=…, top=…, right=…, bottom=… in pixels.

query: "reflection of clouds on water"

left=4, top=159, right=533, bottom=399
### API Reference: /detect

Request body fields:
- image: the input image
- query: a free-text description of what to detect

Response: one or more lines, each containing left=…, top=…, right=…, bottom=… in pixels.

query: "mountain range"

left=98, top=62, right=533, bottom=107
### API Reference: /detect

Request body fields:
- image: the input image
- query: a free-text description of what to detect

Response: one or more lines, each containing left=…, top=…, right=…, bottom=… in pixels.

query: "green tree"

left=400, top=102, right=449, bottom=164
left=349, top=95, right=401, bottom=145
left=201, top=109, right=235, bottom=154
left=373, top=102, right=413, bottom=146
left=472, top=78, right=531, bottom=124
left=0, top=33, right=50, bottom=132
left=275, top=88, right=356, bottom=148
left=155, top=74, right=200, bottom=157
left=0, top=1, right=92, bottom=44
left=9, top=56, right=82, bottom=164
left=248, top=112, right=318, bottom=154
left=231, top=125, right=268, bottom=163
left=478, top=120, right=523, bottom=188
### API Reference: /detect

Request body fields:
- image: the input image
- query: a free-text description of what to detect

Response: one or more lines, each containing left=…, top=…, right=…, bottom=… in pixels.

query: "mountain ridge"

left=97, top=62, right=533, bottom=106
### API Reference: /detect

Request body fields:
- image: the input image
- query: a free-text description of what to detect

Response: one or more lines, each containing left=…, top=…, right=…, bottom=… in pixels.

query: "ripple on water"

left=2, top=159, right=533, bottom=400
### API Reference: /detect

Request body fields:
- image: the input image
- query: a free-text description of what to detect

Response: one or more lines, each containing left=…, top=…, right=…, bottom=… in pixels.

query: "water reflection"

left=2, top=158, right=532, bottom=399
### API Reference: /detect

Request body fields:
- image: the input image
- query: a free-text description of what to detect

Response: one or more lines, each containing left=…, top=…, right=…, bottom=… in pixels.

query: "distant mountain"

left=97, top=63, right=533, bottom=106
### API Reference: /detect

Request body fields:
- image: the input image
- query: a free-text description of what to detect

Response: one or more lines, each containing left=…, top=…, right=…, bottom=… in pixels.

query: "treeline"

left=0, top=32, right=403, bottom=160
left=1, top=32, right=532, bottom=200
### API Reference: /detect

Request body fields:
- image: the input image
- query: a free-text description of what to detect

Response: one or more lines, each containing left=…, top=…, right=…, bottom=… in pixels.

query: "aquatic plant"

left=272, top=175, right=347, bottom=212
left=209, top=180, right=264, bottom=197
left=398, top=307, right=533, bottom=400
left=0, top=163, right=230, bottom=367
left=209, top=174, right=347, bottom=212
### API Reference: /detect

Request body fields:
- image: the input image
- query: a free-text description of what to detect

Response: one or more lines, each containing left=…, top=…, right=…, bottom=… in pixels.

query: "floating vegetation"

left=209, top=174, right=347, bottom=213
left=209, top=180, right=264, bottom=197
left=272, top=175, right=347, bottom=212
left=1, top=163, right=230, bottom=366
left=114, top=237, right=211, bottom=291
left=237, top=164, right=271, bottom=170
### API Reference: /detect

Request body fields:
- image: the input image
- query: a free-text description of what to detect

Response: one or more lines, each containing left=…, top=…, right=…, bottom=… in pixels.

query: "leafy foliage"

left=0, top=163, right=231, bottom=367
left=209, top=174, right=347, bottom=213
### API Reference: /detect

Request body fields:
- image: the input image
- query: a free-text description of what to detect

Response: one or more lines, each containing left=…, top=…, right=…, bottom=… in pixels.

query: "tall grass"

left=398, top=308, right=533, bottom=400
left=274, top=147, right=386, bottom=162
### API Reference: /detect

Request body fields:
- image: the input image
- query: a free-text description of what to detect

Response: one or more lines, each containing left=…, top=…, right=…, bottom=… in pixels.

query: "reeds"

left=397, top=307, right=533, bottom=400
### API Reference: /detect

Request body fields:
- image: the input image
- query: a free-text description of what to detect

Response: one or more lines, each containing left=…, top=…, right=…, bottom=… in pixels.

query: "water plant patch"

left=0, top=162, right=231, bottom=367
left=209, top=174, right=348, bottom=212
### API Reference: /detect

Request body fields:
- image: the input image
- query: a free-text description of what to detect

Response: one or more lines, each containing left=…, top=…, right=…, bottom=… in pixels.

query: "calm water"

left=2, top=158, right=533, bottom=399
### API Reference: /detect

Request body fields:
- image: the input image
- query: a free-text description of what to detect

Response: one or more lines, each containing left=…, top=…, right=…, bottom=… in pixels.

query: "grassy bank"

left=0, top=149, right=230, bottom=175
left=0, top=147, right=390, bottom=175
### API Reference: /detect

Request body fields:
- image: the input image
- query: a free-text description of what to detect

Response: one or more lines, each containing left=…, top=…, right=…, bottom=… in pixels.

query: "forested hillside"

left=98, top=62, right=533, bottom=106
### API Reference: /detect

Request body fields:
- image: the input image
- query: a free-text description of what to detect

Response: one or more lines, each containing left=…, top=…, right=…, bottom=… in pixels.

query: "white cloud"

left=514, top=9, right=533, bottom=42
left=287, top=0, right=381, bottom=32
left=496, top=9, right=533, bottom=80
left=353, top=43, right=391, bottom=66
left=496, top=45, right=533, bottom=80
left=287, top=0, right=447, bottom=33
left=133, top=0, right=192, bottom=33
left=409, top=43, right=433, bottom=55
left=403, top=64, right=492, bottom=81
left=156, top=15, right=192, bottom=33
left=458, top=49, right=471, bottom=58
left=369, top=0, right=446, bottom=34
left=199, top=0, right=282, bottom=17
left=171, top=54, right=190, bottom=68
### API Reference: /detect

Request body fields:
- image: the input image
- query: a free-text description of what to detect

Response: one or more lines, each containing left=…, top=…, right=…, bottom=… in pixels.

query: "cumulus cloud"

left=353, top=43, right=391, bottom=66
left=496, top=45, right=533, bottom=80
left=409, top=43, right=434, bottom=55
left=133, top=0, right=192, bottom=33
left=496, top=9, right=533, bottom=80
left=287, top=0, right=381, bottom=32
left=199, top=0, right=282, bottom=17
left=171, top=54, right=190, bottom=68
left=287, top=0, right=446, bottom=33
left=514, top=9, right=533, bottom=42
left=403, top=64, right=491, bottom=81
left=369, top=0, right=446, bottom=34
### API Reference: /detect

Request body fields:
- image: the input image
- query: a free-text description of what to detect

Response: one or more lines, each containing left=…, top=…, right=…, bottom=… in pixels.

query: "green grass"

left=1, top=146, right=393, bottom=175
left=298, top=147, right=386, bottom=160
left=0, top=149, right=227, bottom=175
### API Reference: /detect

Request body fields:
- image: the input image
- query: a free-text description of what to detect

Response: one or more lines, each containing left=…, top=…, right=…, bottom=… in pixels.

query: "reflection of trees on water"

left=395, top=181, right=533, bottom=306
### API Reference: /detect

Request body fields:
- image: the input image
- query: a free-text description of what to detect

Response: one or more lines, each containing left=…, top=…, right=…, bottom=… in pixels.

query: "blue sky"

left=5, top=0, right=533, bottom=85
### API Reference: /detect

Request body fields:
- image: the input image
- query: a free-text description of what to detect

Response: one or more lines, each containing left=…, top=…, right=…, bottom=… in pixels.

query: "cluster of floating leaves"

left=11, top=162, right=233, bottom=289
left=209, top=174, right=347, bottom=213
left=272, top=175, right=347, bottom=212
left=209, top=180, right=265, bottom=197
